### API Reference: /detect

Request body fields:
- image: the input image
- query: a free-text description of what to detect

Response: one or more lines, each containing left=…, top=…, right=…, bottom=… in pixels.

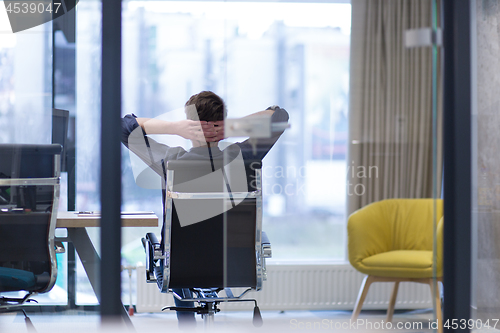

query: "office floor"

left=0, top=308, right=478, bottom=333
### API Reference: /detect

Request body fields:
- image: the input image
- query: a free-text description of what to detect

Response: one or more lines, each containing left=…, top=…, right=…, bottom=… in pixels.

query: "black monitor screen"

left=0, top=144, right=62, bottom=211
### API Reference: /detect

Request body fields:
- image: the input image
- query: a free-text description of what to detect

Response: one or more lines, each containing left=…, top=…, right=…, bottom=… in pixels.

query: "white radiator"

left=136, top=263, right=434, bottom=313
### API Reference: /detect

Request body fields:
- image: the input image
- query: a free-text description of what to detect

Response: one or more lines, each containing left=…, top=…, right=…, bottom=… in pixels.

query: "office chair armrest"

left=260, top=231, right=271, bottom=282
left=143, top=233, right=162, bottom=283
left=146, top=233, right=161, bottom=251
left=55, top=241, right=65, bottom=254
left=261, top=231, right=272, bottom=258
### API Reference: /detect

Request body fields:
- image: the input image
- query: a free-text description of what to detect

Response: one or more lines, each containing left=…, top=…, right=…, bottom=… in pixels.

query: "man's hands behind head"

left=176, top=119, right=225, bottom=142
left=208, top=121, right=225, bottom=142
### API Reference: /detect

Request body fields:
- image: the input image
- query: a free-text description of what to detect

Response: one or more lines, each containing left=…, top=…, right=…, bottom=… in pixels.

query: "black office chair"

left=142, top=157, right=272, bottom=328
left=0, top=144, right=62, bottom=329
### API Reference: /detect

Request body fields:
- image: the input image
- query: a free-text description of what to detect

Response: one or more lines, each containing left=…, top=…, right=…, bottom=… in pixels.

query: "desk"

left=57, top=211, right=158, bottom=228
left=56, top=211, right=158, bottom=323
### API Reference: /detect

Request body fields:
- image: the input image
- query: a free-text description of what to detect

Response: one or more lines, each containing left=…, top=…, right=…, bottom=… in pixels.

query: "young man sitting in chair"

left=121, top=91, right=288, bottom=329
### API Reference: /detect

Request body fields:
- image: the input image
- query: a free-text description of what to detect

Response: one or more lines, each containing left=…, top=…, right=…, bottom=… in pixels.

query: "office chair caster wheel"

left=253, top=305, right=263, bottom=327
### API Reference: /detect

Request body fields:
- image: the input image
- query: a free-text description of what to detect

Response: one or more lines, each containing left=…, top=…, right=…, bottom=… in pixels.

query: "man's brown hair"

left=185, top=91, right=227, bottom=122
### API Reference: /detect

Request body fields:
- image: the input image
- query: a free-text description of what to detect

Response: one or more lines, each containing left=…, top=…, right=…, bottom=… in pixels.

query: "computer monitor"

left=52, top=109, right=69, bottom=172
left=0, top=144, right=62, bottom=210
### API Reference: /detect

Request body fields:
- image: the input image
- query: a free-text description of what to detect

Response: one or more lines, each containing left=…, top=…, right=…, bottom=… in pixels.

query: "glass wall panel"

left=0, top=0, right=451, bottom=329
left=0, top=0, right=104, bottom=312
left=431, top=0, right=442, bottom=329
left=120, top=1, right=351, bottom=272
left=471, top=0, right=500, bottom=328
left=74, top=0, right=102, bottom=306
left=0, top=5, right=69, bottom=306
left=348, top=0, right=442, bottom=331
left=120, top=0, right=443, bottom=331
left=0, top=11, right=52, bottom=143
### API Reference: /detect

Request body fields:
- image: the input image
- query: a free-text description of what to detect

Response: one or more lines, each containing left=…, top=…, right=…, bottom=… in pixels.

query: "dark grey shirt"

left=121, top=107, right=289, bottom=176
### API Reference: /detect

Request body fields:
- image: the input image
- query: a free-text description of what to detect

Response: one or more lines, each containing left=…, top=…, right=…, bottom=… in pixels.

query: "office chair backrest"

left=0, top=144, right=62, bottom=293
left=165, top=159, right=261, bottom=289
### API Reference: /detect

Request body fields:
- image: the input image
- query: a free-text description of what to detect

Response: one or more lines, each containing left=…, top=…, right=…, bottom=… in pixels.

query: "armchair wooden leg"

left=352, top=275, right=374, bottom=321
left=428, top=279, right=443, bottom=333
left=386, top=281, right=400, bottom=322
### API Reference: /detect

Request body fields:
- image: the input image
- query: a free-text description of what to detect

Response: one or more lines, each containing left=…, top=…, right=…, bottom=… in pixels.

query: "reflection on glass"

left=74, top=0, right=102, bottom=306
left=431, top=0, right=441, bottom=329
left=0, top=8, right=67, bottom=305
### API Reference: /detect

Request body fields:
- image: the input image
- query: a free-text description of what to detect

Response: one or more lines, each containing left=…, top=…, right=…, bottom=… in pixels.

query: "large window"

left=117, top=1, right=351, bottom=264
left=0, top=9, right=52, bottom=144
left=0, top=0, right=351, bottom=306
left=0, top=4, right=69, bottom=304
left=72, top=0, right=350, bottom=304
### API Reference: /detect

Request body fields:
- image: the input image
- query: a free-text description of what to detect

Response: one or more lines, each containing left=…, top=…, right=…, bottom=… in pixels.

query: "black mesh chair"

left=143, top=158, right=271, bottom=328
left=0, top=144, right=62, bottom=328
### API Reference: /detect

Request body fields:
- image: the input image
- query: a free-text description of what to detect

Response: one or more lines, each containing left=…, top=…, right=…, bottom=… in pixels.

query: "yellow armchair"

left=348, top=199, right=443, bottom=330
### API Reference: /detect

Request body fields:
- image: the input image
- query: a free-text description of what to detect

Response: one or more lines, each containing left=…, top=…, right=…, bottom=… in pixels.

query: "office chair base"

left=163, top=305, right=221, bottom=316
left=201, top=302, right=216, bottom=330
left=164, top=298, right=263, bottom=327
left=253, top=305, right=263, bottom=327
left=0, top=306, right=37, bottom=331
left=0, top=292, right=37, bottom=311
left=22, top=309, right=37, bottom=332
left=164, top=303, right=219, bottom=329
